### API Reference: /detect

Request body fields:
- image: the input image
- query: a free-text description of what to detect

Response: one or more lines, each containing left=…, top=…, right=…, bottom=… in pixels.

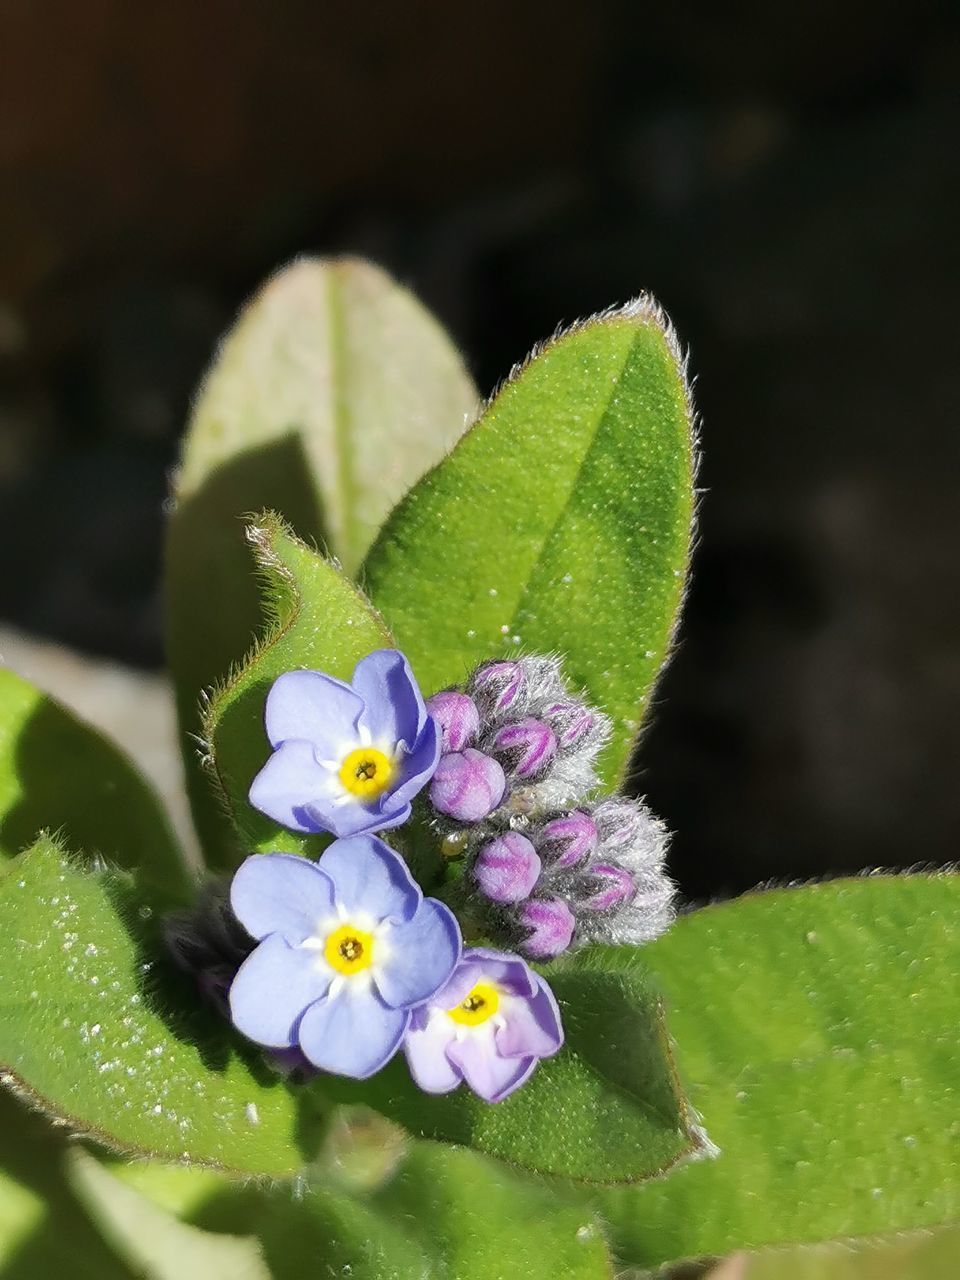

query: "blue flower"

left=249, top=649, right=440, bottom=838
left=228, top=836, right=461, bottom=1079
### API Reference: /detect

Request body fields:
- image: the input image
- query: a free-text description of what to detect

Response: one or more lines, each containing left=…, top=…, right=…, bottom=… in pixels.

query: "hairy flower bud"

left=164, top=880, right=254, bottom=1016
left=473, top=832, right=542, bottom=903
left=426, top=691, right=480, bottom=753
left=492, top=718, right=558, bottom=780
left=579, top=862, right=636, bottom=912
left=429, top=748, right=506, bottom=823
left=518, top=896, right=576, bottom=958
left=543, top=701, right=598, bottom=749
left=537, top=809, right=599, bottom=869
left=470, top=660, right=525, bottom=715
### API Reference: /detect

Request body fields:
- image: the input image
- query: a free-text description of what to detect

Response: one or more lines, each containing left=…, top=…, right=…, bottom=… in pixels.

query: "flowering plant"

left=0, top=259, right=954, bottom=1279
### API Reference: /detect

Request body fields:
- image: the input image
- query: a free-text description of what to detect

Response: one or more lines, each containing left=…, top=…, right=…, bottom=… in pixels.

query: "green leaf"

left=318, top=942, right=703, bottom=1183
left=167, top=258, right=477, bottom=859
left=363, top=298, right=696, bottom=786
left=0, top=836, right=317, bottom=1175
left=0, top=668, right=191, bottom=901
left=703, top=1224, right=960, bottom=1280
left=101, top=1143, right=614, bottom=1280
left=201, top=512, right=393, bottom=866
left=595, top=874, right=960, bottom=1270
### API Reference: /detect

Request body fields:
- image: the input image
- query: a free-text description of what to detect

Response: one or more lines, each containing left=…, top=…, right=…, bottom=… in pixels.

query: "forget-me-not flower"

left=249, top=649, right=440, bottom=838
left=228, top=836, right=461, bottom=1079
left=403, top=947, right=563, bottom=1102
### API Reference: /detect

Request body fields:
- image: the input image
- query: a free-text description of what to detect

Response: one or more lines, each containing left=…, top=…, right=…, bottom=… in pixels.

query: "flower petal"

left=376, top=898, right=461, bottom=1008
left=403, top=1011, right=461, bottom=1094
left=297, top=986, right=409, bottom=1078
left=230, top=853, right=335, bottom=942
left=447, top=1033, right=538, bottom=1103
left=305, top=793, right=413, bottom=840
left=264, top=670, right=364, bottom=753
left=317, top=835, right=421, bottom=924
left=496, top=979, right=564, bottom=1060
left=461, top=947, right=539, bottom=997
left=353, top=650, right=427, bottom=747
left=387, top=719, right=441, bottom=808
left=249, top=740, right=338, bottom=834
left=229, top=933, right=330, bottom=1047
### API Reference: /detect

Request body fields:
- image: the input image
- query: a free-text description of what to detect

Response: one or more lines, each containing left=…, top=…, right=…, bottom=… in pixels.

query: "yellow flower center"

left=447, top=981, right=500, bottom=1026
left=338, top=747, right=396, bottom=800
left=324, top=923, right=375, bottom=975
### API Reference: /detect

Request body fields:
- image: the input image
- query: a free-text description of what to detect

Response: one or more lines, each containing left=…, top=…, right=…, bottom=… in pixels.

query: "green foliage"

left=201, top=512, right=393, bottom=865
left=595, top=874, right=960, bottom=1269
left=363, top=298, right=695, bottom=788
left=0, top=1092, right=131, bottom=1278
left=0, top=836, right=312, bottom=1175
left=166, top=258, right=477, bottom=861
left=0, top=833, right=696, bottom=1185
left=321, top=942, right=702, bottom=1182
left=83, top=1143, right=615, bottom=1280
left=0, top=668, right=190, bottom=901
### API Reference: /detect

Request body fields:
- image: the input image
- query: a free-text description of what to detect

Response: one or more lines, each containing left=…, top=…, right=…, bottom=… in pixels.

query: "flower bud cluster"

left=425, top=656, right=611, bottom=828
left=468, top=796, right=674, bottom=958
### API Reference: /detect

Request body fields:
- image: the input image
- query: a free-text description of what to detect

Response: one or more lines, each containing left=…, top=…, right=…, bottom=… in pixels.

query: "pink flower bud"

left=544, top=701, right=597, bottom=748
left=539, top=810, right=599, bottom=869
left=429, top=749, right=506, bottom=823
left=492, top=718, right=557, bottom=779
left=518, top=896, right=575, bottom=958
left=473, top=833, right=541, bottom=903
left=471, top=660, right=524, bottom=713
left=581, top=863, right=636, bottom=912
left=426, top=691, right=480, bottom=753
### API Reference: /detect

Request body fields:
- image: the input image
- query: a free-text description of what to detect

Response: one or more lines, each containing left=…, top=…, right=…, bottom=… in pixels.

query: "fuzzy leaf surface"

left=0, top=667, right=190, bottom=899
left=596, top=874, right=960, bottom=1269
left=363, top=298, right=695, bottom=786
left=0, top=837, right=315, bottom=1175
left=202, top=513, right=393, bottom=865
left=167, top=258, right=477, bottom=859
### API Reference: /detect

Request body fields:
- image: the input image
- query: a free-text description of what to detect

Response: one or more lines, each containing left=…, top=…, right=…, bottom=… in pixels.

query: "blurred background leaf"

left=364, top=300, right=695, bottom=788
left=166, top=258, right=478, bottom=863
left=0, top=667, right=191, bottom=899
left=79, top=1141, right=614, bottom=1280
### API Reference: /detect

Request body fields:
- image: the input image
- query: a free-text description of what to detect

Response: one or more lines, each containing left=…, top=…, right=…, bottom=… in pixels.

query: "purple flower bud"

left=538, top=810, right=599, bottom=869
left=426, top=691, right=480, bottom=753
left=473, top=833, right=541, bottom=903
left=580, top=863, right=637, bottom=912
left=471, top=661, right=524, bottom=713
left=596, top=799, right=644, bottom=849
left=544, top=701, right=598, bottom=749
left=492, top=718, right=557, bottom=779
left=518, top=896, right=575, bottom=958
left=429, top=749, right=506, bottom=823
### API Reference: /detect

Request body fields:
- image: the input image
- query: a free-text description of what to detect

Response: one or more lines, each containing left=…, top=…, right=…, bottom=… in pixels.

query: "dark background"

left=1, top=1, right=957, bottom=900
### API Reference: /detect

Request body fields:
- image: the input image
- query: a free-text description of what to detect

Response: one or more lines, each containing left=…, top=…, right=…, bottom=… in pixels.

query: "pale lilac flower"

left=249, top=649, right=440, bottom=839
left=228, top=837, right=460, bottom=1079
left=404, top=948, right=563, bottom=1103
